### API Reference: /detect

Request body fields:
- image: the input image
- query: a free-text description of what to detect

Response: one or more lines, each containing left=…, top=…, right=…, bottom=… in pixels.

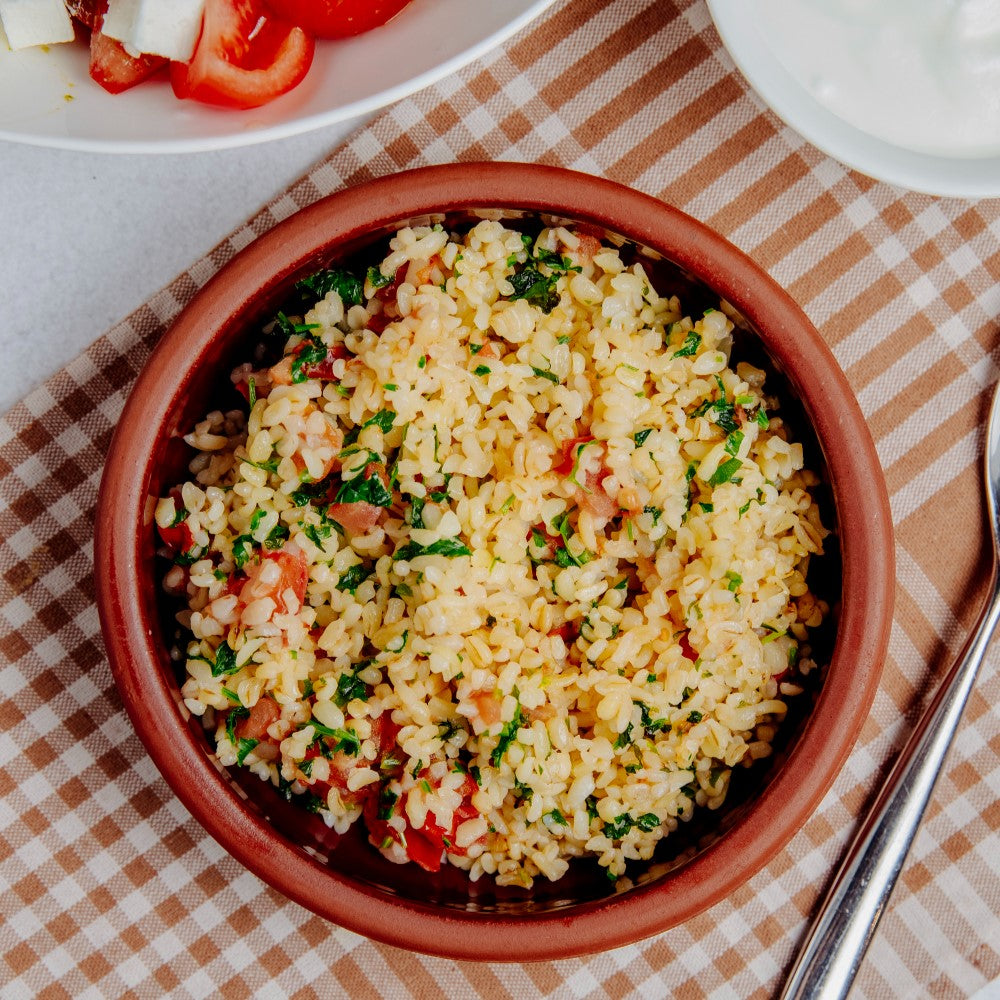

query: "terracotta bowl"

left=95, top=163, right=893, bottom=961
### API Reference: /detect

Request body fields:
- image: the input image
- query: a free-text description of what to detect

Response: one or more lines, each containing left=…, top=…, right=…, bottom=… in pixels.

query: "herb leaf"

left=672, top=331, right=701, bottom=358
left=336, top=563, right=372, bottom=594
left=296, top=267, right=364, bottom=307
left=708, top=457, right=742, bottom=487
left=334, top=467, right=393, bottom=507
left=363, top=409, right=396, bottom=433
left=490, top=704, right=524, bottom=766
left=393, top=537, right=472, bottom=561
left=211, top=641, right=239, bottom=678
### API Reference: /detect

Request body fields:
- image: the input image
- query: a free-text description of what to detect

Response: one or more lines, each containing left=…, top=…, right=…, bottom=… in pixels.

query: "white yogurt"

left=755, top=0, right=1000, bottom=158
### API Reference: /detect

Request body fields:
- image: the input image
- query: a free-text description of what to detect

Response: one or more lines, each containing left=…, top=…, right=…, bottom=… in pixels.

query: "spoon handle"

left=780, top=573, right=1000, bottom=1000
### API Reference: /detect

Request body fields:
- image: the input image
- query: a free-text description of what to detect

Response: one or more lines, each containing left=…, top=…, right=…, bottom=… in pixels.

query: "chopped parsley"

left=295, top=267, right=364, bottom=308
left=211, top=641, right=238, bottom=677
left=490, top=704, right=524, bottom=766
left=671, top=330, right=701, bottom=358
left=362, top=409, right=396, bottom=433
left=633, top=428, right=653, bottom=447
left=530, top=365, right=560, bottom=383
left=506, top=243, right=581, bottom=313
left=235, top=737, right=258, bottom=765
left=393, top=537, right=472, bottom=561
left=473, top=364, right=491, bottom=377
left=708, top=457, right=742, bottom=487
left=367, top=266, right=392, bottom=290
left=290, top=339, right=328, bottom=384
left=639, top=702, right=669, bottom=737
left=408, top=496, right=426, bottom=528
left=334, top=464, right=393, bottom=507
left=613, top=721, right=634, bottom=750
left=334, top=665, right=370, bottom=708
left=377, top=787, right=399, bottom=820
left=335, top=562, right=372, bottom=594
left=307, top=720, right=362, bottom=756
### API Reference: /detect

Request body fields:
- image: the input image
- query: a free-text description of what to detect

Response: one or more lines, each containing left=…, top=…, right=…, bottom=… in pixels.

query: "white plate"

left=0, top=0, right=556, bottom=154
left=707, top=0, right=1000, bottom=199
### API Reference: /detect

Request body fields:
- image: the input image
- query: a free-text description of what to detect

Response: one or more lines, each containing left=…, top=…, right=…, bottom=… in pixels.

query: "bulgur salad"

left=156, top=220, right=829, bottom=888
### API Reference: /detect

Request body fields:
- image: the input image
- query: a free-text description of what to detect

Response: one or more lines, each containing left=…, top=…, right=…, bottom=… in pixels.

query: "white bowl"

left=707, top=0, right=1000, bottom=199
left=0, top=0, right=555, bottom=154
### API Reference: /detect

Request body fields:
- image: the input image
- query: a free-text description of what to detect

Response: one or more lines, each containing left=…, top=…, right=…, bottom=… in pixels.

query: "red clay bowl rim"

left=95, top=162, right=894, bottom=961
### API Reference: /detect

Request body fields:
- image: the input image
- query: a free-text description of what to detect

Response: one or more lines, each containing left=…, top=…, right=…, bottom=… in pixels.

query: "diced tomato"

left=264, top=0, right=413, bottom=39
left=366, top=771, right=480, bottom=873
left=404, top=823, right=448, bottom=872
left=157, top=518, right=195, bottom=553
left=370, top=713, right=401, bottom=764
left=66, top=0, right=107, bottom=29
left=678, top=631, right=697, bottom=662
left=239, top=546, right=308, bottom=616
left=554, top=435, right=595, bottom=476
left=266, top=549, right=308, bottom=614
left=234, top=697, right=281, bottom=741
left=326, top=502, right=383, bottom=535
left=157, top=492, right=197, bottom=553
left=299, top=343, right=348, bottom=381
left=548, top=621, right=579, bottom=644
left=575, top=467, right=619, bottom=521
left=366, top=265, right=406, bottom=334
left=170, top=0, right=314, bottom=110
left=89, top=30, right=167, bottom=94
left=469, top=689, right=503, bottom=728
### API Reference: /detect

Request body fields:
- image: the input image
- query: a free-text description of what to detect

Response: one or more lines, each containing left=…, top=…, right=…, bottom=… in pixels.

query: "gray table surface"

left=0, top=118, right=363, bottom=416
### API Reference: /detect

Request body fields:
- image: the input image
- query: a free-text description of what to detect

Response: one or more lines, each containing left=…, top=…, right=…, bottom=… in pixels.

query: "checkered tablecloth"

left=2, top=1, right=999, bottom=996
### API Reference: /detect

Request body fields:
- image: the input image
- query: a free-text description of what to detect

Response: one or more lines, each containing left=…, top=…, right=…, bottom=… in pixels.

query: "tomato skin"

left=300, top=343, right=348, bottom=381
left=264, top=0, right=413, bottom=39
left=554, top=435, right=595, bottom=476
left=66, top=0, right=108, bottom=30
left=367, top=772, right=480, bottom=873
left=157, top=519, right=195, bottom=553
left=90, top=30, right=167, bottom=94
left=326, top=501, right=383, bottom=535
left=171, top=0, right=315, bottom=110
left=678, top=631, right=697, bottom=662
left=234, top=697, right=281, bottom=741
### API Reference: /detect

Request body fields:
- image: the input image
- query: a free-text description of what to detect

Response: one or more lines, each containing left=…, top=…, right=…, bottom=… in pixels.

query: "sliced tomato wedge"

left=89, top=30, right=168, bottom=94
left=264, top=0, right=413, bottom=39
left=171, top=0, right=314, bottom=110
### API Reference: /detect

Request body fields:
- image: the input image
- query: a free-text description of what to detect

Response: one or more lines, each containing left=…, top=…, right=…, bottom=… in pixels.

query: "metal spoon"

left=781, top=380, right=1000, bottom=1000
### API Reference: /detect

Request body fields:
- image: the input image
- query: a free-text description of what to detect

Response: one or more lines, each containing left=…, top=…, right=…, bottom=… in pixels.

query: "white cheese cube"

left=103, top=0, right=205, bottom=62
left=0, top=0, right=74, bottom=49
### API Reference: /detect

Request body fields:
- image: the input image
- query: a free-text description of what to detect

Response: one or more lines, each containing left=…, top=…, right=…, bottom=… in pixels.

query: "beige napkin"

left=2, top=1, right=999, bottom=996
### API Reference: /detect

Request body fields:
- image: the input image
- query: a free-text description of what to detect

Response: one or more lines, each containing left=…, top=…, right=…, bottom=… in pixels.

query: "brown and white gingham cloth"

left=2, top=1, right=999, bottom=996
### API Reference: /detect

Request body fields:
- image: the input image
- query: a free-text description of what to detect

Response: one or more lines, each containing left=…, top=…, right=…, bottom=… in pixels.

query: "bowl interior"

left=142, top=207, right=843, bottom=914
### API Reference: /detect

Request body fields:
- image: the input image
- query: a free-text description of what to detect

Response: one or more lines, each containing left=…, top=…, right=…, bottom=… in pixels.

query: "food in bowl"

left=155, top=218, right=829, bottom=888
left=0, top=0, right=413, bottom=108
